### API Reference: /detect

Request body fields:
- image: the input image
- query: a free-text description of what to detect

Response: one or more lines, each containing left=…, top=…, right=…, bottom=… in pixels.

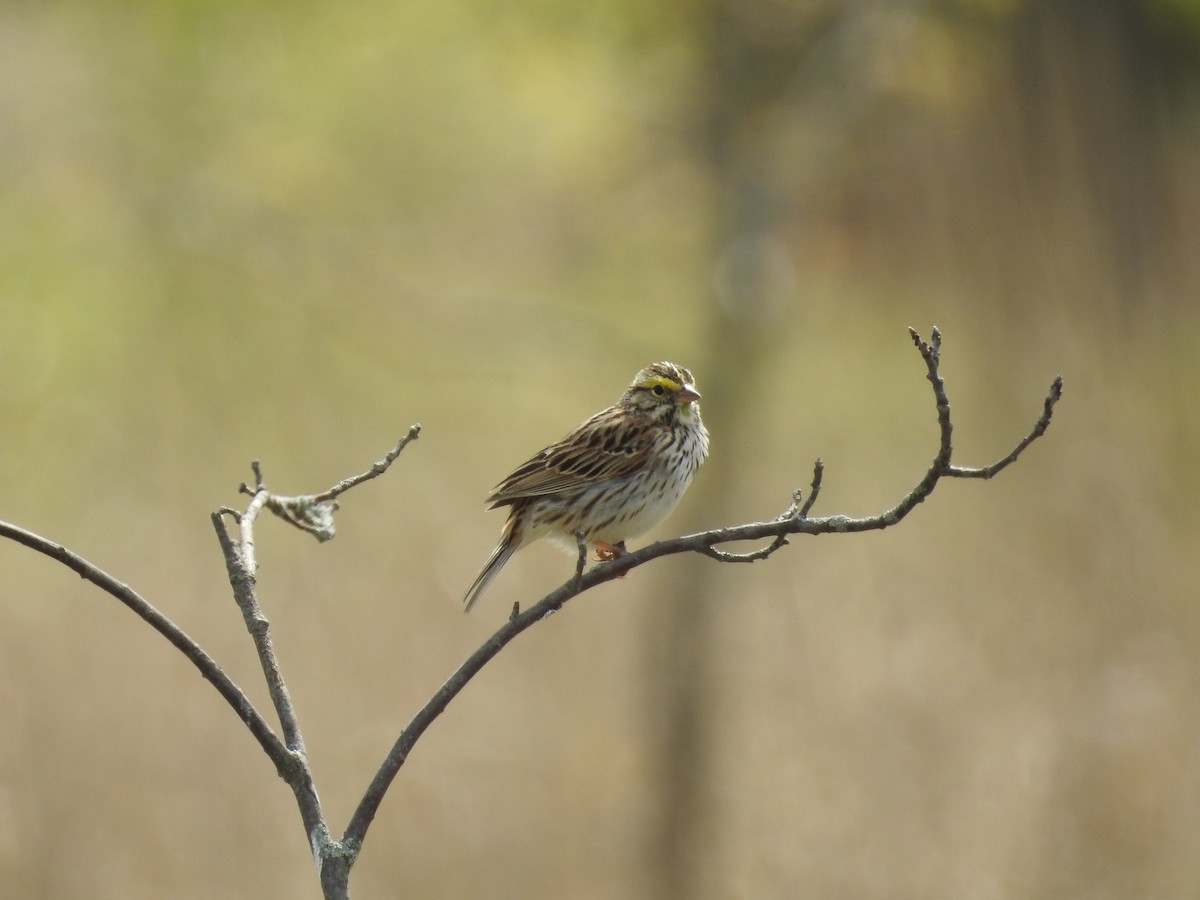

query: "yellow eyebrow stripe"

left=640, top=375, right=682, bottom=392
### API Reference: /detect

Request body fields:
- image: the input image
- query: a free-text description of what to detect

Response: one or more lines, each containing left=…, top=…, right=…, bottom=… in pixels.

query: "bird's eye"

left=652, top=385, right=666, bottom=396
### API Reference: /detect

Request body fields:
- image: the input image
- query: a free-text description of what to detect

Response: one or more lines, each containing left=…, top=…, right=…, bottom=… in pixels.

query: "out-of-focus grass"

left=2, top=2, right=1198, bottom=899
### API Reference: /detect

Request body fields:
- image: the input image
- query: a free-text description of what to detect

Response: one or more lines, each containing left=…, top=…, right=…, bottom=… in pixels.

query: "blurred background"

left=2, top=0, right=1198, bottom=897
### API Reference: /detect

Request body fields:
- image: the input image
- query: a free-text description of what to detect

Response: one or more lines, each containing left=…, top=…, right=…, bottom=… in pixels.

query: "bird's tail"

left=464, top=522, right=520, bottom=613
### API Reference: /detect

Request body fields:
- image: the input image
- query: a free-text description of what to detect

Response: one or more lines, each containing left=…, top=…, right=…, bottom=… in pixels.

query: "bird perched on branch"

left=464, top=361, right=709, bottom=612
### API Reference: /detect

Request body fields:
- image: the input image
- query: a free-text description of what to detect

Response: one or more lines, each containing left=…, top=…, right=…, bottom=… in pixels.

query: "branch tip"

left=907, top=325, right=942, bottom=365
left=1048, top=375, right=1064, bottom=407
left=796, top=459, right=824, bottom=518
left=312, top=424, right=423, bottom=504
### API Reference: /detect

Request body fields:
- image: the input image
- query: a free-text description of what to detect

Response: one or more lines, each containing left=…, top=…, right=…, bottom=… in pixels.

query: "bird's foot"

left=594, top=540, right=627, bottom=563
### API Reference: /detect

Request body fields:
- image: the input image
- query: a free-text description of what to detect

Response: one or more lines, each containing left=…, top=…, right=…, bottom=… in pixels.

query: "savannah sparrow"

left=464, top=361, right=710, bottom=612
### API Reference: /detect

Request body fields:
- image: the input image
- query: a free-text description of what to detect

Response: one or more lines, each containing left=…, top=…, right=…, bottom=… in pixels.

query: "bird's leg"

left=594, top=540, right=627, bottom=563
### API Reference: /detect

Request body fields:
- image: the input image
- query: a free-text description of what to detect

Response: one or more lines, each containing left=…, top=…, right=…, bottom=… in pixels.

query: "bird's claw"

left=594, top=540, right=627, bottom=563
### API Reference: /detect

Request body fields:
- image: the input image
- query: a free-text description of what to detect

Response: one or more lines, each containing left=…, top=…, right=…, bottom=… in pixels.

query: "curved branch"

left=0, top=519, right=290, bottom=774
left=342, top=327, right=1063, bottom=853
left=948, top=376, right=1064, bottom=479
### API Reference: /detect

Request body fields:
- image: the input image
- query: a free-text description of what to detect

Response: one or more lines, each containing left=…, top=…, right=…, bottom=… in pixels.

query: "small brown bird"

left=464, top=362, right=709, bottom=611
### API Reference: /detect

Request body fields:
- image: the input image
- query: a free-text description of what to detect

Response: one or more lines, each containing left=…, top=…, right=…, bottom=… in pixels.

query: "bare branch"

left=232, top=426, right=419, bottom=856
left=948, top=376, right=1065, bottom=479
left=696, top=502, right=793, bottom=562
left=694, top=464, right=820, bottom=563
left=212, top=510, right=305, bottom=754
left=798, top=458, right=824, bottom=518
left=0, top=519, right=289, bottom=773
left=315, top=425, right=422, bottom=503
left=256, top=426, right=422, bottom=542
left=209, top=425, right=422, bottom=874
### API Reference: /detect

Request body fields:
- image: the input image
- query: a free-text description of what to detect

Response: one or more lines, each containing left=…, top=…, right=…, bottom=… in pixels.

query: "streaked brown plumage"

left=464, top=362, right=709, bottom=612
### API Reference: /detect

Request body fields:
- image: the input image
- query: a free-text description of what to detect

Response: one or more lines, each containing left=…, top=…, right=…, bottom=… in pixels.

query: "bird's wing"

left=486, top=407, right=657, bottom=506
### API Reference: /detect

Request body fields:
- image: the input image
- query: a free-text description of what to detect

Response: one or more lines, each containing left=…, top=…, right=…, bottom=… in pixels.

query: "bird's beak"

left=677, top=384, right=701, bottom=405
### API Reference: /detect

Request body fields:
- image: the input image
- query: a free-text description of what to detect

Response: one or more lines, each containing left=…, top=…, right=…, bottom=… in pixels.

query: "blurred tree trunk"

left=1007, top=0, right=1173, bottom=319
left=641, top=3, right=862, bottom=897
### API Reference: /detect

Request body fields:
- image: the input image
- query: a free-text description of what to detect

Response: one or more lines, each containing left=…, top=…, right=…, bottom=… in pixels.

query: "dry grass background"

left=2, top=2, right=1198, bottom=898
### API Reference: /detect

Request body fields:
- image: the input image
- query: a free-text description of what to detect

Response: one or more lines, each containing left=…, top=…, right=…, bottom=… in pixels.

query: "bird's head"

left=619, top=361, right=702, bottom=424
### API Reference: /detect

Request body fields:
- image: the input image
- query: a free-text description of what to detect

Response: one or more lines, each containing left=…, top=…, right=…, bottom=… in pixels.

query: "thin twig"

left=798, top=459, right=824, bottom=518
left=948, top=376, right=1065, bottom=479
left=314, top=425, right=422, bottom=503
left=256, top=426, right=422, bottom=542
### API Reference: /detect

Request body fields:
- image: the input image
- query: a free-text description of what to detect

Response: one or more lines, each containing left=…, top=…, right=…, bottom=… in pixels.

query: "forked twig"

left=211, top=428, right=422, bottom=892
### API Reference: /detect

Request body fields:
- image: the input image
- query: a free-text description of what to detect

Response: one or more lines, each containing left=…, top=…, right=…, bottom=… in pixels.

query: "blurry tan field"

left=2, top=3, right=1198, bottom=898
